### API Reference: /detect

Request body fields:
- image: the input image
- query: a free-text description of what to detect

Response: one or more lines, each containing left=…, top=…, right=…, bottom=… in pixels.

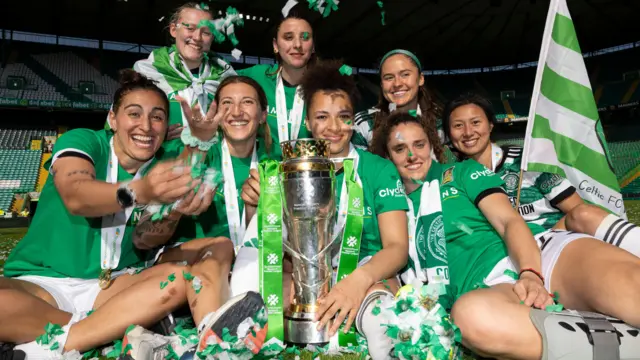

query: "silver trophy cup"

left=280, top=139, right=336, bottom=346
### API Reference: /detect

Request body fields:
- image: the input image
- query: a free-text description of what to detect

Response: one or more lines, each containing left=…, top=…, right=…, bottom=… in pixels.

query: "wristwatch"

left=116, top=181, right=137, bottom=208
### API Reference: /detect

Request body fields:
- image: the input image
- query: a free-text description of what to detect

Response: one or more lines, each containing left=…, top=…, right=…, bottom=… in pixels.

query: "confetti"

left=160, top=281, right=169, bottom=289
left=395, top=131, right=404, bottom=141
left=339, top=64, right=353, bottom=76
left=282, top=0, right=299, bottom=17
left=192, top=276, right=203, bottom=294
left=408, top=150, right=413, bottom=157
left=388, top=102, right=397, bottom=112
left=231, top=48, right=242, bottom=60
left=408, top=109, right=418, bottom=117
left=168, top=273, right=176, bottom=282
left=545, top=303, right=564, bottom=312
left=302, top=31, right=310, bottom=40
left=183, top=270, right=195, bottom=281
left=411, top=178, right=424, bottom=185
left=158, top=16, right=165, bottom=22
left=377, top=1, right=386, bottom=25
left=198, top=7, right=244, bottom=46
left=503, top=269, right=519, bottom=280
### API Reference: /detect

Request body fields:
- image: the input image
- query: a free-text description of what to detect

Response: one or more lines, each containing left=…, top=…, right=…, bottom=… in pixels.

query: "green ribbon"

left=335, top=159, right=364, bottom=346
left=258, top=159, right=284, bottom=341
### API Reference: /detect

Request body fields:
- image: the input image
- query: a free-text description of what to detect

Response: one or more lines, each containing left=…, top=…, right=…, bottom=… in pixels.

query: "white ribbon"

left=100, top=138, right=153, bottom=271
left=275, top=71, right=305, bottom=142
left=221, top=139, right=258, bottom=247
left=332, top=145, right=361, bottom=243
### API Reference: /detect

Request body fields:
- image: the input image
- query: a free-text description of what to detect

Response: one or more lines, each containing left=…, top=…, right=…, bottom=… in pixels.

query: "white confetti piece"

left=281, top=0, right=298, bottom=17
left=158, top=16, right=165, bottom=22
left=388, top=103, right=397, bottom=112
left=231, top=48, right=243, bottom=60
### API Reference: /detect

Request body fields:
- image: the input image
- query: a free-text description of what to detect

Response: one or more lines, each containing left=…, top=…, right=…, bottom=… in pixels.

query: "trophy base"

left=284, top=311, right=330, bottom=347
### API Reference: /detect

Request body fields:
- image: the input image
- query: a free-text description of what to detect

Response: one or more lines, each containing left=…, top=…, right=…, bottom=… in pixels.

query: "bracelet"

left=519, top=268, right=545, bottom=284
left=180, top=126, right=218, bottom=151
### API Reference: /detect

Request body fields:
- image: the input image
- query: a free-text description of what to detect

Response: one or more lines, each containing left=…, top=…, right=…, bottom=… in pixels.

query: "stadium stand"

left=0, top=63, right=68, bottom=101
left=0, top=128, right=55, bottom=212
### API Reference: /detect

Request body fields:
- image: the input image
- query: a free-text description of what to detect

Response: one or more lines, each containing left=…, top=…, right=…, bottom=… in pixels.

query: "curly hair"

left=371, top=111, right=445, bottom=163
left=299, top=60, right=360, bottom=111
left=113, top=69, right=169, bottom=115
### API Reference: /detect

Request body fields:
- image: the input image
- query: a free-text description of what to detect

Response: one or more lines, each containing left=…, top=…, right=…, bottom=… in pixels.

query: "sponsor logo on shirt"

left=470, top=168, right=494, bottom=180
left=539, top=173, right=563, bottom=193
left=441, top=187, right=459, bottom=201
left=379, top=179, right=406, bottom=198
left=442, top=167, right=454, bottom=185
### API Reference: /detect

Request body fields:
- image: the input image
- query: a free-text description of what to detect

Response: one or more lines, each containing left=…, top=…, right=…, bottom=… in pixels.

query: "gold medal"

left=98, top=269, right=113, bottom=290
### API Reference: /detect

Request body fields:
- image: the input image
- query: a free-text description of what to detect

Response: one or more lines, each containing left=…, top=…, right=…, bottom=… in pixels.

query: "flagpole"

left=516, top=0, right=559, bottom=207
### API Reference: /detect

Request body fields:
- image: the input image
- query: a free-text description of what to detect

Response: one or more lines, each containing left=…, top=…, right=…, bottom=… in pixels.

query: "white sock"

left=15, top=312, right=86, bottom=359
left=356, top=291, right=394, bottom=360
left=595, top=214, right=640, bottom=257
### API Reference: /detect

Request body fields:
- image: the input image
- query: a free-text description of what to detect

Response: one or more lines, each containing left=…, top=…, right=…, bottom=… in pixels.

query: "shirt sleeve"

left=534, top=172, right=576, bottom=207
left=459, top=160, right=506, bottom=206
left=372, top=160, right=410, bottom=214
left=48, top=129, right=103, bottom=171
left=352, top=109, right=374, bottom=149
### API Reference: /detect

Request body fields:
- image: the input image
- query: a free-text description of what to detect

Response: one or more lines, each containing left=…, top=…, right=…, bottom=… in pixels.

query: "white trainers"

left=119, top=326, right=193, bottom=360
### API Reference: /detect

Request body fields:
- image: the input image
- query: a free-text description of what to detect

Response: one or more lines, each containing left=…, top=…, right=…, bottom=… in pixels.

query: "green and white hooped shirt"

left=490, top=144, right=576, bottom=235
left=3, top=129, right=152, bottom=279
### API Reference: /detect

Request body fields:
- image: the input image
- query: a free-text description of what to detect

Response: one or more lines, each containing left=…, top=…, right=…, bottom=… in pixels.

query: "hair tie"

left=380, top=49, right=422, bottom=72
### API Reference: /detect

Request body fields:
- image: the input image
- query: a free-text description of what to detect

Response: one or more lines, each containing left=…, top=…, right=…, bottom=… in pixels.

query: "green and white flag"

left=521, top=0, right=626, bottom=217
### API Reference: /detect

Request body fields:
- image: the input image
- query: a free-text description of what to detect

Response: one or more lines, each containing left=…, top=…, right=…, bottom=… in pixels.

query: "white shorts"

left=484, top=230, right=589, bottom=291
left=15, top=268, right=137, bottom=314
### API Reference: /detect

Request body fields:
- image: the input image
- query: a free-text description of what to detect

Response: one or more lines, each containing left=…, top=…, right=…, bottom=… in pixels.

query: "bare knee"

left=565, top=204, right=607, bottom=235
left=451, top=292, right=513, bottom=356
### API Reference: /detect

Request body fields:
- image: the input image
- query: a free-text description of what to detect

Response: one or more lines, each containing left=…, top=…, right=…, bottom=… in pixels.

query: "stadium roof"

left=5, top=0, right=639, bottom=69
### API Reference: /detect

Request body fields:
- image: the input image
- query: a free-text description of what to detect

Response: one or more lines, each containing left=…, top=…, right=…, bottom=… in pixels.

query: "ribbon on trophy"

left=258, top=159, right=284, bottom=341
left=334, top=158, right=364, bottom=346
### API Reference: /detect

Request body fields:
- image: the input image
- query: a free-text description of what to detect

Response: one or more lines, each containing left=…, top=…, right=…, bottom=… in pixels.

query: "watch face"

left=117, top=188, right=134, bottom=207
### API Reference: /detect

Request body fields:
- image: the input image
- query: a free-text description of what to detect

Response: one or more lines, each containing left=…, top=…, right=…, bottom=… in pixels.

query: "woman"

left=236, top=13, right=315, bottom=159
left=352, top=49, right=444, bottom=158
left=234, top=61, right=409, bottom=359
left=373, top=112, right=640, bottom=360
left=442, top=93, right=640, bottom=258
left=105, top=2, right=236, bottom=145
left=134, top=75, right=272, bottom=262
left=0, top=70, right=263, bottom=359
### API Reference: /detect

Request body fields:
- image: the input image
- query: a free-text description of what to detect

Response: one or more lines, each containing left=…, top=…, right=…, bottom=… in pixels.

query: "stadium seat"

left=0, top=63, right=68, bottom=102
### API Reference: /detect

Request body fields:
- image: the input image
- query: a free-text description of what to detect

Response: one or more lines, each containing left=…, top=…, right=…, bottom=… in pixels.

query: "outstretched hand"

left=176, top=96, right=228, bottom=142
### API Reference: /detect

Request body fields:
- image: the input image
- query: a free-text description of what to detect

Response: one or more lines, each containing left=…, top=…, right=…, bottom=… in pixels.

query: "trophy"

left=280, top=139, right=336, bottom=346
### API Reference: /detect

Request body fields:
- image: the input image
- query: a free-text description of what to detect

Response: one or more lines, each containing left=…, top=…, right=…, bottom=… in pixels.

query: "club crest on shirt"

left=442, top=167, right=454, bottom=185
left=503, top=173, right=519, bottom=192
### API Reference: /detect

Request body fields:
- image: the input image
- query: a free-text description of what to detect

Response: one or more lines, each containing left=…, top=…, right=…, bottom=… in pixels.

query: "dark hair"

left=371, top=112, right=445, bottom=163
left=442, top=92, right=496, bottom=146
left=299, top=60, right=360, bottom=112
left=371, top=53, right=441, bottom=151
left=112, top=69, right=169, bottom=115
left=214, top=75, right=272, bottom=154
left=269, top=14, right=318, bottom=75
left=168, top=2, right=213, bottom=27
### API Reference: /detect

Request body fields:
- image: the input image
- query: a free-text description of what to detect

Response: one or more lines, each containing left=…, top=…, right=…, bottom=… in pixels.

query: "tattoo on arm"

left=66, top=169, right=96, bottom=179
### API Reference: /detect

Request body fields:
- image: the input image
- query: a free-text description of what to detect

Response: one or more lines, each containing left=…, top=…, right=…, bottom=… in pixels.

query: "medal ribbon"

left=221, top=139, right=258, bottom=249
left=257, top=159, right=284, bottom=341
left=334, top=158, right=364, bottom=346
left=100, top=138, right=153, bottom=275
left=276, top=70, right=304, bottom=142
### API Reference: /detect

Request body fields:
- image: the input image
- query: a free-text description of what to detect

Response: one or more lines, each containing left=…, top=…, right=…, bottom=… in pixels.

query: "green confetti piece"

left=408, top=109, right=418, bottom=117
left=45, top=323, right=64, bottom=336
left=520, top=300, right=525, bottom=305
left=504, top=269, right=519, bottom=280
left=106, top=340, right=123, bottom=358
left=345, top=119, right=352, bottom=125
left=302, top=31, right=310, bottom=40
left=49, top=342, right=59, bottom=351
left=182, top=270, right=195, bottom=281
left=160, top=281, right=169, bottom=289
left=553, top=291, right=560, bottom=302
left=125, top=324, right=136, bottom=334
left=411, top=178, right=424, bottom=185
left=86, top=310, right=94, bottom=316
left=545, top=303, right=564, bottom=312
left=377, top=0, right=383, bottom=7
left=339, top=64, right=353, bottom=76
left=35, top=333, right=49, bottom=345
left=168, top=273, right=176, bottom=282
left=372, top=305, right=381, bottom=316
left=408, top=150, right=413, bottom=157
left=82, top=349, right=100, bottom=359
left=123, top=343, right=133, bottom=355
